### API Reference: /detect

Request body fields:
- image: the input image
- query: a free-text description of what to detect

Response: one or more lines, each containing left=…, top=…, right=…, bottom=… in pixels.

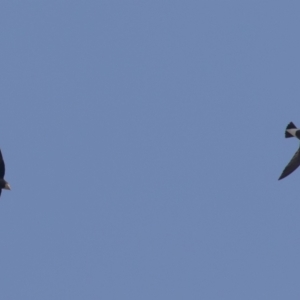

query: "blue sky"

left=0, top=1, right=300, bottom=299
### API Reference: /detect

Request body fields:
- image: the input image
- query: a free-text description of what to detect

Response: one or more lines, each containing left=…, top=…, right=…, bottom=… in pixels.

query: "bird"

left=279, top=122, right=300, bottom=180
left=0, top=149, right=10, bottom=196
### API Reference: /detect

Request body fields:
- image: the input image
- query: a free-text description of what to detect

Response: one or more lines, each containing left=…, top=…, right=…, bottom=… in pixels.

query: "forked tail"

left=285, top=122, right=297, bottom=138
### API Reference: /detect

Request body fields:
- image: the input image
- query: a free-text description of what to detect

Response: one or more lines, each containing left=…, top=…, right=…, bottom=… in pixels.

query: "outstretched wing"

left=279, top=147, right=300, bottom=180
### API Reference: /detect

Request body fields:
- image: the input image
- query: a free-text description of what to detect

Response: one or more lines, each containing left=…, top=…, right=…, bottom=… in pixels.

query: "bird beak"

left=4, top=183, right=10, bottom=190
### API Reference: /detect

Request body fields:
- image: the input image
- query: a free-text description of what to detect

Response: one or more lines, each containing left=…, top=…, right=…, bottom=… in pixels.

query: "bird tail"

left=285, top=122, right=297, bottom=138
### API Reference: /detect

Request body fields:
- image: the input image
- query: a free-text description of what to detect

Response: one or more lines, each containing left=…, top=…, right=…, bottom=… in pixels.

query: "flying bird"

left=279, top=122, right=300, bottom=180
left=0, top=149, right=10, bottom=196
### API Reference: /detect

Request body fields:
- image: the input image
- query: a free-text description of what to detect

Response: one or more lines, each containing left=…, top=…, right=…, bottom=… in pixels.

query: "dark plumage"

left=279, top=147, right=300, bottom=180
left=279, top=122, right=300, bottom=180
left=0, top=149, right=10, bottom=196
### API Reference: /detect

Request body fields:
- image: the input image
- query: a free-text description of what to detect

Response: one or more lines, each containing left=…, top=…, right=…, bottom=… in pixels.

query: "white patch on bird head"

left=286, top=128, right=298, bottom=137
left=4, top=183, right=10, bottom=190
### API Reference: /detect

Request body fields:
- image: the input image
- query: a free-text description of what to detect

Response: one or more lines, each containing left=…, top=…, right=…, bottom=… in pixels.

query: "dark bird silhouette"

left=279, top=122, right=300, bottom=180
left=0, top=149, right=10, bottom=196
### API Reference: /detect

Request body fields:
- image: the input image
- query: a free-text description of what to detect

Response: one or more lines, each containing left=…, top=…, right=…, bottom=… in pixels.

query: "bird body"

left=279, top=122, right=300, bottom=180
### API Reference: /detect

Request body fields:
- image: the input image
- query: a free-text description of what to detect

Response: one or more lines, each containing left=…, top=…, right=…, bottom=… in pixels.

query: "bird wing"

left=279, top=147, right=300, bottom=180
left=0, top=149, right=5, bottom=178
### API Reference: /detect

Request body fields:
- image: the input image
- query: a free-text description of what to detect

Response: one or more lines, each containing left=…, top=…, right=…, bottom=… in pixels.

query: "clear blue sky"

left=0, top=1, right=299, bottom=299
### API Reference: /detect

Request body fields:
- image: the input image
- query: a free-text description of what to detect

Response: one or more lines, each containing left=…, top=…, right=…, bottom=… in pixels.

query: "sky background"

left=0, top=1, right=299, bottom=299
